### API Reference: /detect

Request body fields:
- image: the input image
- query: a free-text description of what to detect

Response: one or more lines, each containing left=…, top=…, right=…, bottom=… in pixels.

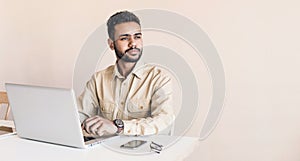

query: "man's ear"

left=107, top=38, right=114, bottom=50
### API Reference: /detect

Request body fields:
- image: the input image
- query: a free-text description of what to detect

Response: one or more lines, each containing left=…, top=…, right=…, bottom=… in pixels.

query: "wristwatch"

left=113, top=119, right=124, bottom=134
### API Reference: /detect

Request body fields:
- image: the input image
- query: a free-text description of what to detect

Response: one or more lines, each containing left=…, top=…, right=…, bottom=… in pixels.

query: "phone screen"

left=120, top=140, right=147, bottom=149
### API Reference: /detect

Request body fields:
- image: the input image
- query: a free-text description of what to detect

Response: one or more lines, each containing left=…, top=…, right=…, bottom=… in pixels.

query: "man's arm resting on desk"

left=81, top=115, right=118, bottom=136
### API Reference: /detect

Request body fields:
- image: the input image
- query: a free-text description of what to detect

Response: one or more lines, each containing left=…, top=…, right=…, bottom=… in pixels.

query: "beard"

left=114, top=44, right=143, bottom=63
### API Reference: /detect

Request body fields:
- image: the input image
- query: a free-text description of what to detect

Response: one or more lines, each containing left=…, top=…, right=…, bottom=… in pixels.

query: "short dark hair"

left=107, top=11, right=141, bottom=40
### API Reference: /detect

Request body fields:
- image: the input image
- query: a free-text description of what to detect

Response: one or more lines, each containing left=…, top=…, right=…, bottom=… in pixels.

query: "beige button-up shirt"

left=77, top=61, right=175, bottom=136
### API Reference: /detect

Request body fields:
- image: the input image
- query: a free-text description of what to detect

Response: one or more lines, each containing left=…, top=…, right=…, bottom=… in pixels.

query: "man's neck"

left=116, top=59, right=137, bottom=78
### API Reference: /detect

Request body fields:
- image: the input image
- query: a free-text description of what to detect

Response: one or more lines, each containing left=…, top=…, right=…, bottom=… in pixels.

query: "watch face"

left=115, top=119, right=124, bottom=128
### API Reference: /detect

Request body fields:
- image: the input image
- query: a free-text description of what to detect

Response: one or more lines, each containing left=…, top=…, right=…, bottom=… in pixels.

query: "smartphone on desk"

left=120, top=140, right=147, bottom=149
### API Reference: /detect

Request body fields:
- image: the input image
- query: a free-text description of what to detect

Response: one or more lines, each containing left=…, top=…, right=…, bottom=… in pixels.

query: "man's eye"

left=120, top=37, right=128, bottom=41
left=135, top=35, right=142, bottom=39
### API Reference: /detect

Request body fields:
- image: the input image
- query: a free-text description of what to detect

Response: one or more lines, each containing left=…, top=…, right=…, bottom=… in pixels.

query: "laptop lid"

left=5, top=83, right=87, bottom=148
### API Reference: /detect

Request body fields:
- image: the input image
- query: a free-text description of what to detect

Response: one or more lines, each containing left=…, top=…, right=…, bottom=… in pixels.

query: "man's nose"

left=128, top=36, right=137, bottom=48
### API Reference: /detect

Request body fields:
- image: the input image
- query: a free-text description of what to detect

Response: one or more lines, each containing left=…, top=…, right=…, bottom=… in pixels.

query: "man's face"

left=109, top=22, right=143, bottom=62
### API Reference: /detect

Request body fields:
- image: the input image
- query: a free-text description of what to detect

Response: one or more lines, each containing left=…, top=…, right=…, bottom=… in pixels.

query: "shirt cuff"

left=79, top=112, right=89, bottom=124
left=122, top=120, right=138, bottom=136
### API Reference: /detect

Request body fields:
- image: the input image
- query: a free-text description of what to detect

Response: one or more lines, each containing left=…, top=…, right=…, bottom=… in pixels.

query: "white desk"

left=0, top=135, right=199, bottom=161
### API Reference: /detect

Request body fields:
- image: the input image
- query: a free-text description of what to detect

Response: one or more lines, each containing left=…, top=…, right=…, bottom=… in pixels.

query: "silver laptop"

left=5, top=83, right=117, bottom=148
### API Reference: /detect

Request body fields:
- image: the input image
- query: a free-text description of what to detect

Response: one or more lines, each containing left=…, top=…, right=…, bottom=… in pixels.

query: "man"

left=78, top=11, right=174, bottom=136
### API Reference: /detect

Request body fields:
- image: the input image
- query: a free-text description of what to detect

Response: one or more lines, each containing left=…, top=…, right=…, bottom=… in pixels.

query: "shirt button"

left=127, top=130, right=131, bottom=133
left=121, top=102, right=124, bottom=106
left=140, top=106, right=143, bottom=109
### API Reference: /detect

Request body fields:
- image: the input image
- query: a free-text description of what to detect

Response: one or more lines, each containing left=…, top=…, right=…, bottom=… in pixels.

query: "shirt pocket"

left=127, top=99, right=151, bottom=119
left=99, top=101, right=115, bottom=120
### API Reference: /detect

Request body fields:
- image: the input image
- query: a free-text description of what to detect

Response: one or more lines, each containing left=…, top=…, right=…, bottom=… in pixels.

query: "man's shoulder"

left=93, top=65, right=115, bottom=77
left=140, top=63, right=172, bottom=77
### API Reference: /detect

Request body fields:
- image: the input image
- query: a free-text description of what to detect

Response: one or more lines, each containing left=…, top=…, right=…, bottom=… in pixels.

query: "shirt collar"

left=113, top=58, right=145, bottom=79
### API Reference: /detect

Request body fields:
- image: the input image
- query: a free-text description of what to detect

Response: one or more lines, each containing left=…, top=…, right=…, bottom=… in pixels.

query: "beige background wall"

left=1, top=0, right=300, bottom=161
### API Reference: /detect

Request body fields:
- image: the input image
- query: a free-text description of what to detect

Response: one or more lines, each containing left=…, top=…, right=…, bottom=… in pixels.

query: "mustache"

left=125, top=47, right=141, bottom=53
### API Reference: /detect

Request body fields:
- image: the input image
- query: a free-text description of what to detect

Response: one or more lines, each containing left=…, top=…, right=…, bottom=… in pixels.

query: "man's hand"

left=81, top=116, right=117, bottom=136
